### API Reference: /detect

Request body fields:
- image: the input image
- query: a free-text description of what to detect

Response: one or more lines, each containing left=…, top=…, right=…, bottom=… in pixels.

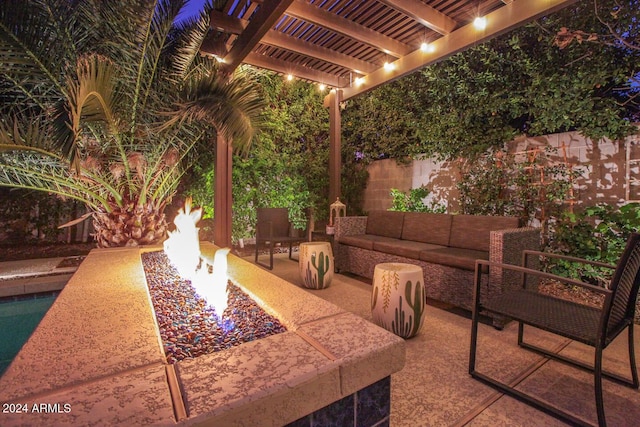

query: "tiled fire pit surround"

left=0, top=243, right=405, bottom=426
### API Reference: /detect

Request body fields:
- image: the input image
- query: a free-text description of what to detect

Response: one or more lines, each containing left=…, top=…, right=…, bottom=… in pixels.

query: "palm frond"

left=148, top=128, right=206, bottom=203
left=68, top=55, right=118, bottom=123
left=169, top=1, right=212, bottom=80
left=161, top=68, right=265, bottom=154
left=0, top=114, right=60, bottom=153
left=0, top=151, right=110, bottom=210
left=57, top=55, right=122, bottom=170
left=129, top=0, right=186, bottom=125
left=0, top=0, right=87, bottom=108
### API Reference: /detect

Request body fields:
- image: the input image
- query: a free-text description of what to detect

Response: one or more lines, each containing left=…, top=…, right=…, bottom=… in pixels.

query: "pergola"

left=200, top=0, right=576, bottom=246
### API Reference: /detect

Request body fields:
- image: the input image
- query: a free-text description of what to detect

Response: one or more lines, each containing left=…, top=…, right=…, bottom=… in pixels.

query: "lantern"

left=326, top=198, right=346, bottom=235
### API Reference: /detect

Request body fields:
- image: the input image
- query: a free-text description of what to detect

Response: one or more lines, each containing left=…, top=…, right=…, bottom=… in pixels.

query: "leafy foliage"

left=0, top=0, right=263, bottom=247
left=342, top=0, right=639, bottom=161
left=0, top=188, right=78, bottom=243
left=553, top=0, right=640, bottom=122
left=186, top=73, right=329, bottom=242
left=547, top=203, right=640, bottom=283
left=457, top=148, right=582, bottom=240
left=342, top=83, right=421, bottom=163
left=341, top=161, right=369, bottom=216
left=389, top=187, right=446, bottom=213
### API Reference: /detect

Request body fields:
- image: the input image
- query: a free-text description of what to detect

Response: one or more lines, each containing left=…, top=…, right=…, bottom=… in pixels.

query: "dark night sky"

left=176, top=0, right=208, bottom=22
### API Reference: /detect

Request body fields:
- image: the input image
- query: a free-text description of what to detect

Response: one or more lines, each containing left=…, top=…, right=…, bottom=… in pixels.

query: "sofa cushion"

left=373, top=239, right=445, bottom=260
left=339, top=234, right=400, bottom=251
left=448, top=215, right=519, bottom=252
left=419, top=247, right=489, bottom=271
left=401, top=212, right=452, bottom=246
left=366, top=210, right=404, bottom=238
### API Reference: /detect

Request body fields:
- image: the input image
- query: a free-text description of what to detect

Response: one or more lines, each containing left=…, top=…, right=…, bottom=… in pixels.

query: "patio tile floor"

left=257, top=253, right=640, bottom=427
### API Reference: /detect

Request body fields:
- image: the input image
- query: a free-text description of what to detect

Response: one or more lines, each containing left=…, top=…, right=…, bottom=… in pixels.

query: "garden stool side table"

left=371, top=263, right=425, bottom=338
left=299, top=241, right=334, bottom=289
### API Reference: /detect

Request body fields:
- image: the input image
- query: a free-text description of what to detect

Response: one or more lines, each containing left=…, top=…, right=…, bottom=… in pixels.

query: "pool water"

left=0, top=294, right=57, bottom=376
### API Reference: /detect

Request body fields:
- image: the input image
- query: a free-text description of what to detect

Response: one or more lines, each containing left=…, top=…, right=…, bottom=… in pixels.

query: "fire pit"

left=0, top=199, right=405, bottom=426
left=0, top=244, right=405, bottom=426
left=140, top=198, right=289, bottom=364
left=142, top=250, right=286, bottom=363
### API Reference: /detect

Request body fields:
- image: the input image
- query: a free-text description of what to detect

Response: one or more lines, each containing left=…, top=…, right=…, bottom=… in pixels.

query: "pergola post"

left=214, top=133, right=233, bottom=247
left=328, top=89, right=342, bottom=203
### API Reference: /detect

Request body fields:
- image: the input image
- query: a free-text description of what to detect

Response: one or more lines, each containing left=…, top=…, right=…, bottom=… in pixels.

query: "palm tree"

left=0, top=0, right=264, bottom=247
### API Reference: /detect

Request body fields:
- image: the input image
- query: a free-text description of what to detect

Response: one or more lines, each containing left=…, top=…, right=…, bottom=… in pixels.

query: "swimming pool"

left=0, top=293, right=58, bottom=376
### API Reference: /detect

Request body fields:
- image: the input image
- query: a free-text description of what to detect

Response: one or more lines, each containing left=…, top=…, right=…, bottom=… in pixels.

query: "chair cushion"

left=339, top=234, right=399, bottom=250
left=448, top=215, right=519, bottom=252
left=366, top=210, right=404, bottom=238
left=374, top=239, right=445, bottom=260
left=401, top=212, right=452, bottom=246
left=419, top=247, right=489, bottom=271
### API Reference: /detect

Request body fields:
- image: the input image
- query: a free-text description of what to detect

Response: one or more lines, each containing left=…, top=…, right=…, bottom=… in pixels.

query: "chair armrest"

left=523, top=250, right=617, bottom=270
left=335, top=216, right=367, bottom=239
left=475, top=259, right=612, bottom=296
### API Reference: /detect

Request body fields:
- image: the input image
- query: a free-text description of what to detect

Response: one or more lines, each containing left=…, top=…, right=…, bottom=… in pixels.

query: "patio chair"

left=255, top=207, right=306, bottom=270
left=469, top=232, right=640, bottom=427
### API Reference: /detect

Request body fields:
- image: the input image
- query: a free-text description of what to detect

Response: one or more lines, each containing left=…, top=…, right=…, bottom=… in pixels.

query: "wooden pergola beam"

left=205, top=10, right=377, bottom=76
left=221, top=0, right=295, bottom=72
left=261, top=31, right=377, bottom=75
left=377, top=0, right=457, bottom=35
left=285, top=0, right=412, bottom=58
left=244, top=51, right=349, bottom=87
left=339, top=0, right=577, bottom=101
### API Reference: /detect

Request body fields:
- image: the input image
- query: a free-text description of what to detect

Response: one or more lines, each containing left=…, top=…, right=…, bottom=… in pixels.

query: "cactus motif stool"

left=299, top=242, right=334, bottom=289
left=371, top=263, right=425, bottom=338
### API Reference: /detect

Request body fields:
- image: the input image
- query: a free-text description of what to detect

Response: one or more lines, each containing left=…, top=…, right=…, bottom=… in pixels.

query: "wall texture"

left=360, top=126, right=640, bottom=214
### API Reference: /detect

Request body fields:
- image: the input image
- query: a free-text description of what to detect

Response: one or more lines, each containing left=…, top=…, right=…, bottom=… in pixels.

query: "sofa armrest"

left=335, top=216, right=367, bottom=240
left=488, top=227, right=542, bottom=297
left=490, top=227, right=541, bottom=265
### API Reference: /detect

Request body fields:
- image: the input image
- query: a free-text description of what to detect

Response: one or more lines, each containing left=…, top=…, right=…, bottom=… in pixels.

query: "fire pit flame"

left=163, top=198, right=230, bottom=317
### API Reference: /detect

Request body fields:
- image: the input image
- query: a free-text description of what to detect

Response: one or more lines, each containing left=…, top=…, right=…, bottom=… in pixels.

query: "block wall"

left=361, top=127, right=640, bottom=214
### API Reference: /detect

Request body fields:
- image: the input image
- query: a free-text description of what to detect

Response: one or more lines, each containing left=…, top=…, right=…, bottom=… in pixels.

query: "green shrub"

left=389, top=186, right=446, bottom=213
left=457, top=148, right=582, bottom=249
left=546, top=202, right=640, bottom=284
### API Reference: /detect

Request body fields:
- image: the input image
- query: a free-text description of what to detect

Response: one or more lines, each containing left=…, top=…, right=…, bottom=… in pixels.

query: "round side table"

left=371, top=263, right=425, bottom=338
left=299, top=242, right=334, bottom=289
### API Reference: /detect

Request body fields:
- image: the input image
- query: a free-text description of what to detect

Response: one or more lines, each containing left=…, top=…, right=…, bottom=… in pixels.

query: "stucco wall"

left=361, top=127, right=640, bottom=214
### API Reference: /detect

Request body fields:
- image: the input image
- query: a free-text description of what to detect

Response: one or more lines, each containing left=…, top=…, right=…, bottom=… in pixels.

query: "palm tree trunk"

left=93, top=202, right=167, bottom=248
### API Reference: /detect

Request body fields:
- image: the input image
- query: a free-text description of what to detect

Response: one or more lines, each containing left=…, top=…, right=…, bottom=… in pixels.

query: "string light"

left=383, top=62, right=395, bottom=71
left=354, top=77, right=365, bottom=87
left=286, top=74, right=294, bottom=81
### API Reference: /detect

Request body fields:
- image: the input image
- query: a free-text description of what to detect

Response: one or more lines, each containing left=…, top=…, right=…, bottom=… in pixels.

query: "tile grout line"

left=295, top=329, right=338, bottom=361
left=451, top=338, right=573, bottom=427
left=165, top=364, right=188, bottom=422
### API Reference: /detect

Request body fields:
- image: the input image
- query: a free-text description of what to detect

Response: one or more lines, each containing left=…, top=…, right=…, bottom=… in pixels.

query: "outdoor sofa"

left=334, top=211, right=541, bottom=328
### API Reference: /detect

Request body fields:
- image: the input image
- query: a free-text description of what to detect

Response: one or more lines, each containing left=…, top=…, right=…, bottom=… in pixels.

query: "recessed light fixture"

left=383, top=62, right=395, bottom=71
left=473, top=16, right=487, bottom=30
left=420, top=42, right=434, bottom=53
